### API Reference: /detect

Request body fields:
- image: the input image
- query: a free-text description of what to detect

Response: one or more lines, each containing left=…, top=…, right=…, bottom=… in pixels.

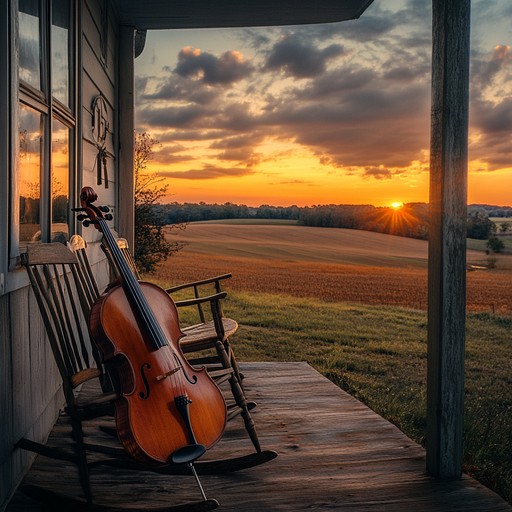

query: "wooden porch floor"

left=7, top=362, right=512, bottom=511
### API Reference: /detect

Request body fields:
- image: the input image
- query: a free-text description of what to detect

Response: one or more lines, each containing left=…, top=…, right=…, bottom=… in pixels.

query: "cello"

left=78, top=187, right=227, bottom=467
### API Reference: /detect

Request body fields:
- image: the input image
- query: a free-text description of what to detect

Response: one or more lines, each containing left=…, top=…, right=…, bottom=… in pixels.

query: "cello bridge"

left=155, top=365, right=182, bottom=382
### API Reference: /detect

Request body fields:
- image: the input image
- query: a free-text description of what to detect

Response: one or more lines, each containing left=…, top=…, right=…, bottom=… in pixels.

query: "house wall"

left=0, top=1, right=120, bottom=509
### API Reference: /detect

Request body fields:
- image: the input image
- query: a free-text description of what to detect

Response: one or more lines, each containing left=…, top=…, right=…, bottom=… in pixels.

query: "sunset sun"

left=391, top=202, right=403, bottom=210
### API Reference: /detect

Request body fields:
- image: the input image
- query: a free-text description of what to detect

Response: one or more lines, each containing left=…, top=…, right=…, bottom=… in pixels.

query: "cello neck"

left=100, top=218, right=168, bottom=351
left=78, top=186, right=169, bottom=352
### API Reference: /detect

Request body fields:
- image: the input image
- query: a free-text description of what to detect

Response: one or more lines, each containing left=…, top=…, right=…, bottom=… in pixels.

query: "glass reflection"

left=52, top=0, right=71, bottom=106
left=51, top=118, right=69, bottom=243
left=19, top=0, right=41, bottom=90
left=19, top=104, right=43, bottom=244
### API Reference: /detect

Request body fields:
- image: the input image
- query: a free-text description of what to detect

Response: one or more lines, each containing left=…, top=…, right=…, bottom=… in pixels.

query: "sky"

left=134, top=0, right=512, bottom=208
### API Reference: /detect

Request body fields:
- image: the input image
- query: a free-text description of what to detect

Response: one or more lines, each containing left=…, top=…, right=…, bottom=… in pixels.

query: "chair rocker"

left=17, top=242, right=219, bottom=512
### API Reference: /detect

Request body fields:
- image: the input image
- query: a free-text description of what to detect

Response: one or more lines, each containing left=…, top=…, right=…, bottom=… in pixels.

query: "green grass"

left=467, top=237, right=512, bottom=253
left=178, top=291, right=512, bottom=503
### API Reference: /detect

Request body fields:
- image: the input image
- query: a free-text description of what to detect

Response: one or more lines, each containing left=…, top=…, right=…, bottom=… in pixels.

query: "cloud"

left=135, top=0, right=512, bottom=190
left=362, top=166, right=393, bottom=180
left=142, top=75, right=221, bottom=105
left=265, top=34, right=345, bottom=78
left=472, top=45, right=512, bottom=90
left=138, top=104, right=213, bottom=129
left=158, top=165, right=255, bottom=180
left=261, top=81, right=431, bottom=168
left=175, top=47, right=254, bottom=85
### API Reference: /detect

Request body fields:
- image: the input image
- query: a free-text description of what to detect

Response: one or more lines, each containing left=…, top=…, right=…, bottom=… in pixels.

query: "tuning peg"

left=83, top=220, right=91, bottom=227
left=72, top=207, right=86, bottom=212
left=99, top=206, right=110, bottom=213
left=76, top=214, right=88, bottom=221
left=105, top=214, right=113, bottom=221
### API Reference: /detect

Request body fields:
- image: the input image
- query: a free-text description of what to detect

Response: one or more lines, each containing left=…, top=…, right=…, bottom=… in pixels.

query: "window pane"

left=19, top=0, right=41, bottom=89
left=52, top=0, right=71, bottom=106
left=51, top=118, right=69, bottom=243
left=19, top=104, right=43, bottom=245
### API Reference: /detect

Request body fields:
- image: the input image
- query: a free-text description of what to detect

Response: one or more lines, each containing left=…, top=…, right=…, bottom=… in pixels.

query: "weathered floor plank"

left=7, top=362, right=512, bottom=511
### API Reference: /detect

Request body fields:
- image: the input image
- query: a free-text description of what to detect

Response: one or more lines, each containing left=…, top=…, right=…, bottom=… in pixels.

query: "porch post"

left=117, top=26, right=135, bottom=250
left=427, top=0, right=471, bottom=478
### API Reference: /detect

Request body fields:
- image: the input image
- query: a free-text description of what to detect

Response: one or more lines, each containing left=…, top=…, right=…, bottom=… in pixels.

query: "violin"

left=78, top=187, right=226, bottom=465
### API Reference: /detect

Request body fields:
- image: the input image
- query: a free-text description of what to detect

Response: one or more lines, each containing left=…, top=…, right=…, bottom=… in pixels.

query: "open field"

left=158, top=289, right=512, bottom=504
left=150, top=222, right=512, bottom=502
left=160, top=223, right=512, bottom=314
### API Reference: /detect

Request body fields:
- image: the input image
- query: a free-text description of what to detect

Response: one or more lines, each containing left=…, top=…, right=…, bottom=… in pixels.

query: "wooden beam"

left=117, top=26, right=135, bottom=250
left=427, top=0, right=471, bottom=479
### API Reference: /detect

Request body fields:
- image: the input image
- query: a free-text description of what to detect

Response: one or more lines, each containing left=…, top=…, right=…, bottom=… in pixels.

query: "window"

left=18, top=104, right=43, bottom=243
left=16, top=0, right=75, bottom=253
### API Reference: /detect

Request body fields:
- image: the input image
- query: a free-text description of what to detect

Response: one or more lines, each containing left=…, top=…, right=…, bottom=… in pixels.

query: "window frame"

left=4, top=0, right=78, bottom=293
left=15, top=0, right=77, bottom=250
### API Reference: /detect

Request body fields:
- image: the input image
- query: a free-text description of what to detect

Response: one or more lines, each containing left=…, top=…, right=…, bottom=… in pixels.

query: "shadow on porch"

left=7, top=362, right=511, bottom=511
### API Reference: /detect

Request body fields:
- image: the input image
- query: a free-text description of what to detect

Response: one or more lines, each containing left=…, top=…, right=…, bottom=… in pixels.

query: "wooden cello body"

left=79, top=187, right=226, bottom=466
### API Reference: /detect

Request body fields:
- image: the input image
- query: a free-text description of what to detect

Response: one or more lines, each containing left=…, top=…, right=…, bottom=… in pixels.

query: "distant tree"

left=134, top=132, right=185, bottom=274
left=487, top=236, right=505, bottom=253
left=466, top=212, right=495, bottom=240
left=499, top=221, right=511, bottom=234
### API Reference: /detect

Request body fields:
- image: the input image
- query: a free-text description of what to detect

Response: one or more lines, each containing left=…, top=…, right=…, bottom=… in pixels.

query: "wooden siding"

left=81, top=0, right=118, bottom=236
left=0, top=3, right=120, bottom=509
left=0, top=288, right=63, bottom=511
left=7, top=362, right=512, bottom=511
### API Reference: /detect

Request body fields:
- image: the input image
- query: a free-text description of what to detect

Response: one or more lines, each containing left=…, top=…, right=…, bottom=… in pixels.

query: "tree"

left=466, top=211, right=495, bottom=240
left=134, top=132, right=185, bottom=274
left=486, top=236, right=505, bottom=253
left=499, top=221, right=511, bottom=234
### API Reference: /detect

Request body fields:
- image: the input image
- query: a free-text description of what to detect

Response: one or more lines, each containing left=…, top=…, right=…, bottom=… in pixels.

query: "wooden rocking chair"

left=69, top=236, right=277, bottom=470
left=17, top=242, right=219, bottom=511
left=97, top=236, right=274, bottom=459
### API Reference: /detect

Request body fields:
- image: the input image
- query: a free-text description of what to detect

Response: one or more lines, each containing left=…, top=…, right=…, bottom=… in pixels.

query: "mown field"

left=149, top=222, right=512, bottom=503
left=163, top=222, right=512, bottom=314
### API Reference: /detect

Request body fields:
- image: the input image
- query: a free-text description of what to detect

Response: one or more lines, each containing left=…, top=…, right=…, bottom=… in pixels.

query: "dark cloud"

left=333, top=15, right=397, bottom=43
left=150, top=144, right=193, bottom=165
left=143, top=75, right=220, bottom=105
left=210, top=133, right=265, bottom=150
left=470, top=96, right=512, bottom=170
left=158, top=165, right=255, bottom=180
left=363, top=167, right=393, bottom=180
left=208, top=134, right=265, bottom=165
left=155, top=130, right=226, bottom=142
left=265, top=34, right=345, bottom=78
left=472, top=97, right=512, bottom=134
left=175, top=47, right=253, bottom=85
left=383, top=66, right=418, bottom=82
left=138, top=104, right=213, bottom=129
left=468, top=42, right=512, bottom=170
left=471, top=45, right=512, bottom=90
left=262, top=81, right=431, bottom=168
left=295, top=67, right=376, bottom=100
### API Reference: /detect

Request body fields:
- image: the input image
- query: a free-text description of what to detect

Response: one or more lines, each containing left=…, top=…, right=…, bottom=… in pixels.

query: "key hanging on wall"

left=91, top=95, right=110, bottom=188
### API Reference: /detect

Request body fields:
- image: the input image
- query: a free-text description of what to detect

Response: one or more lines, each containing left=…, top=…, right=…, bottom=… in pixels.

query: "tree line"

left=153, top=201, right=512, bottom=242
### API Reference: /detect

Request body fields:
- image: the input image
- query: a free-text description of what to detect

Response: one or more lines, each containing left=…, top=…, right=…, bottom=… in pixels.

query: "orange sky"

left=135, top=0, right=512, bottom=208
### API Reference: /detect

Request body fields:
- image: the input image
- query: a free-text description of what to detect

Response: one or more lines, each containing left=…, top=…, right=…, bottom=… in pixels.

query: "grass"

left=171, top=288, right=512, bottom=503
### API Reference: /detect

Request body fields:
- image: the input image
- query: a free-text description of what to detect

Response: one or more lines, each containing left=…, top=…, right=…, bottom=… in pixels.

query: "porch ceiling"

left=110, top=0, right=374, bottom=30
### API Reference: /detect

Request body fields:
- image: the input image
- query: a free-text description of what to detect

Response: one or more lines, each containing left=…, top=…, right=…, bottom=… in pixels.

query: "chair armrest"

left=174, top=291, right=227, bottom=308
left=165, top=273, right=232, bottom=294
